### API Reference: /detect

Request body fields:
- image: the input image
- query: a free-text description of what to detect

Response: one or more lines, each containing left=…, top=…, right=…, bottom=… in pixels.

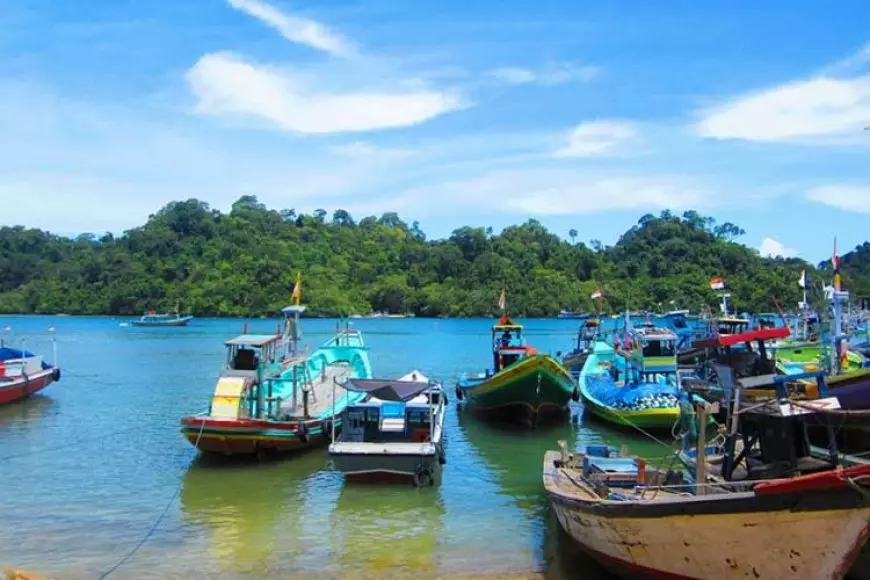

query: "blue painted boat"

left=578, top=326, right=681, bottom=430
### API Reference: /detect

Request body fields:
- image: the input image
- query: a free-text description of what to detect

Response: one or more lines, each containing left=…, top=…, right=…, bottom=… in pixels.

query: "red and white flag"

left=590, top=289, right=603, bottom=300
left=798, top=269, right=807, bottom=289
left=710, top=277, right=725, bottom=290
left=497, top=288, right=506, bottom=311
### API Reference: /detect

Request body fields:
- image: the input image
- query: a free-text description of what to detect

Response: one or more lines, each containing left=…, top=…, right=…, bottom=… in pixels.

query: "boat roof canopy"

left=342, top=378, right=432, bottom=402
left=694, top=326, right=791, bottom=349
left=493, top=313, right=522, bottom=330
left=225, top=334, right=281, bottom=348
left=281, top=305, right=307, bottom=314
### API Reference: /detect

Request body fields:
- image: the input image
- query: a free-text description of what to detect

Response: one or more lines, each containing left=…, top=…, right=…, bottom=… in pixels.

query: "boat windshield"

left=643, top=339, right=676, bottom=357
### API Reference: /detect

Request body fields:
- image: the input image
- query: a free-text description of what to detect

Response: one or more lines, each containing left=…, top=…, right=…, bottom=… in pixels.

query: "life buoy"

left=571, top=387, right=580, bottom=402
left=413, top=465, right=434, bottom=487
left=297, top=422, right=309, bottom=445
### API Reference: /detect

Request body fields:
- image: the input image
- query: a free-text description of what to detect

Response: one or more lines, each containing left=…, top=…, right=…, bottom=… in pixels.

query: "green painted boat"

left=456, top=314, right=578, bottom=425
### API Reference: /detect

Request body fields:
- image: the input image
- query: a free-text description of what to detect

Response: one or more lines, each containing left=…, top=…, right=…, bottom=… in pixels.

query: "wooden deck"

left=278, top=363, right=354, bottom=419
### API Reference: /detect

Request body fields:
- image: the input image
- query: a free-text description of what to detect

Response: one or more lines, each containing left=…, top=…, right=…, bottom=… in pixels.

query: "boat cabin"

left=491, top=314, right=532, bottom=372
left=628, top=326, right=678, bottom=376
left=340, top=377, right=440, bottom=444
left=224, top=334, right=281, bottom=375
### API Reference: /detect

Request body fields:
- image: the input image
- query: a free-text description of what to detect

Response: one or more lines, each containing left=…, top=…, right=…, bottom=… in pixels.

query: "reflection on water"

left=0, top=316, right=674, bottom=579
left=330, top=484, right=445, bottom=575
left=180, top=451, right=330, bottom=576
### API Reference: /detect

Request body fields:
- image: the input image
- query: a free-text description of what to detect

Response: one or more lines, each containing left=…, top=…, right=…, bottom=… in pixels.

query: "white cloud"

left=186, top=52, right=464, bottom=134
left=226, top=0, right=354, bottom=57
left=329, top=141, right=416, bottom=159
left=489, top=63, right=599, bottom=86
left=553, top=120, right=638, bottom=158
left=806, top=184, right=870, bottom=213
left=696, top=75, right=870, bottom=142
left=758, top=237, right=798, bottom=258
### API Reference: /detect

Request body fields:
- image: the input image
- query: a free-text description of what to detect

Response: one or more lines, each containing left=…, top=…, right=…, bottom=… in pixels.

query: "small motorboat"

left=329, top=370, right=446, bottom=486
left=0, top=333, right=61, bottom=406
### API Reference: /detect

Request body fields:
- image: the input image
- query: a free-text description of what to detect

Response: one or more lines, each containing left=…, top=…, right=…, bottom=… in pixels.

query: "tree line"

left=0, top=196, right=863, bottom=317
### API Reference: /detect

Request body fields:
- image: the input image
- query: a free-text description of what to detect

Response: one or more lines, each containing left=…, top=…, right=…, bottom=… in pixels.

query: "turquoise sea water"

left=0, top=316, right=668, bottom=579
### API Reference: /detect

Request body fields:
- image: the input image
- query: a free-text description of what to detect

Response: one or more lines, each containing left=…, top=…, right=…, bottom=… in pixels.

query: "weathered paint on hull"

left=0, top=369, right=57, bottom=406
left=180, top=416, right=335, bottom=456
left=459, top=355, right=576, bottom=425
left=545, top=453, right=870, bottom=580
left=550, top=497, right=869, bottom=579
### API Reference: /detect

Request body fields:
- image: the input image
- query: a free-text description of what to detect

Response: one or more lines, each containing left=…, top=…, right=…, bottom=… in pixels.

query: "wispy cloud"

left=553, top=120, right=638, bottom=158
left=806, top=184, right=870, bottom=213
left=696, top=42, right=870, bottom=143
left=489, top=63, right=599, bottom=86
left=347, top=169, right=709, bottom=218
left=330, top=141, right=417, bottom=160
left=187, top=52, right=464, bottom=134
left=226, top=0, right=354, bottom=57
left=758, top=237, right=798, bottom=258
left=696, top=76, right=870, bottom=142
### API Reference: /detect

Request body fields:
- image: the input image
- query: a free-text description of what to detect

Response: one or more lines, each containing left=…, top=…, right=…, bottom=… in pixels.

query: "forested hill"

left=0, top=197, right=855, bottom=317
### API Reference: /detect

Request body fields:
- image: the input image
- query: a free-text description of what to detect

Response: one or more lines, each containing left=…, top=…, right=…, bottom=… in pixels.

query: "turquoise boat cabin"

left=624, top=325, right=678, bottom=376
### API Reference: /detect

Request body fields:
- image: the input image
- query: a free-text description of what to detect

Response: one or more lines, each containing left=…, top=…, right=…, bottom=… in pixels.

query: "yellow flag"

left=291, top=272, right=302, bottom=304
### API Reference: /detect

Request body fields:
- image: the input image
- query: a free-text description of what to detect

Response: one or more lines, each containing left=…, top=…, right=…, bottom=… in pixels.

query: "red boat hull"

left=0, top=369, right=57, bottom=406
left=180, top=415, right=333, bottom=456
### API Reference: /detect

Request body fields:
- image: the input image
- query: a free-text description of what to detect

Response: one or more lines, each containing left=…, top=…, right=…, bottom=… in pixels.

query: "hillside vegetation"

left=0, top=197, right=849, bottom=317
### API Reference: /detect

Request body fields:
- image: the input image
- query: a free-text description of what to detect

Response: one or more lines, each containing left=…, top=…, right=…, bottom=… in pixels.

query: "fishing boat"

left=557, top=310, right=591, bottom=320
left=578, top=324, right=682, bottom=430
left=0, top=330, right=61, bottom=406
left=455, top=313, right=577, bottom=426
left=179, top=301, right=373, bottom=457
left=561, top=316, right=600, bottom=376
left=543, top=437, right=870, bottom=579
left=328, top=370, right=446, bottom=486
left=131, top=307, right=193, bottom=327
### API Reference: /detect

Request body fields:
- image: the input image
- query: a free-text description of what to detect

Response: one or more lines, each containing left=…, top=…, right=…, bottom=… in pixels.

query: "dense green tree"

left=0, top=201, right=854, bottom=317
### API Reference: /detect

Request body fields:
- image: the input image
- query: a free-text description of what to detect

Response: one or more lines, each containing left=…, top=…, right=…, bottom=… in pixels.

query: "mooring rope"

left=96, top=418, right=207, bottom=579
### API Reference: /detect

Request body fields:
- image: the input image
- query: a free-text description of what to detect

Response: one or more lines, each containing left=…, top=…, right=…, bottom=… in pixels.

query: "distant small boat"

left=557, top=310, right=590, bottom=320
left=561, top=317, right=601, bottom=375
left=131, top=309, right=193, bottom=327
left=329, top=370, right=446, bottom=486
left=456, top=313, right=578, bottom=426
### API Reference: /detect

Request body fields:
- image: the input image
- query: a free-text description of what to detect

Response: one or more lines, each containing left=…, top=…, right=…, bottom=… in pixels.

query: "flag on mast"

left=498, top=288, right=506, bottom=311
left=291, top=271, right=302, bottom=305
left=833, top=238, right=842, bottom=291
left=590, top=288, right=603, bottom=300
left=709, top=276, right=725, bottom=290
left=798, top=270, right=807, bottom=289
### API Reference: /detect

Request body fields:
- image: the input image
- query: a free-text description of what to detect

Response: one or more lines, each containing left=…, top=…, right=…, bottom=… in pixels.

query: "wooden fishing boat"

left=561, top=317, right=600, bottom=376
left=544, top=441, right=870, bottom=580
left=578, top=325, right=682, bottom=430
left=0, top=333, right=61, bottom=406
left=131, top=308, right=193, bottom=327
left=179, top=304, right=373, bottom=457
left=329, top=370, right=446, bottom=486
left=456, top=314, right=577, bottom=425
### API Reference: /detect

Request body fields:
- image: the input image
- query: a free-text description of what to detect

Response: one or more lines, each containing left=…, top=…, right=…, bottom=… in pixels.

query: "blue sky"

left=1, top=0, right=869, bottom=263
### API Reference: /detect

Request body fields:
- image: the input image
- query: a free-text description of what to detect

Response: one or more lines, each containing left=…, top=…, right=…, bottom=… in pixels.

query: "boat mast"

left=829, top=239, right=849, bottom=375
